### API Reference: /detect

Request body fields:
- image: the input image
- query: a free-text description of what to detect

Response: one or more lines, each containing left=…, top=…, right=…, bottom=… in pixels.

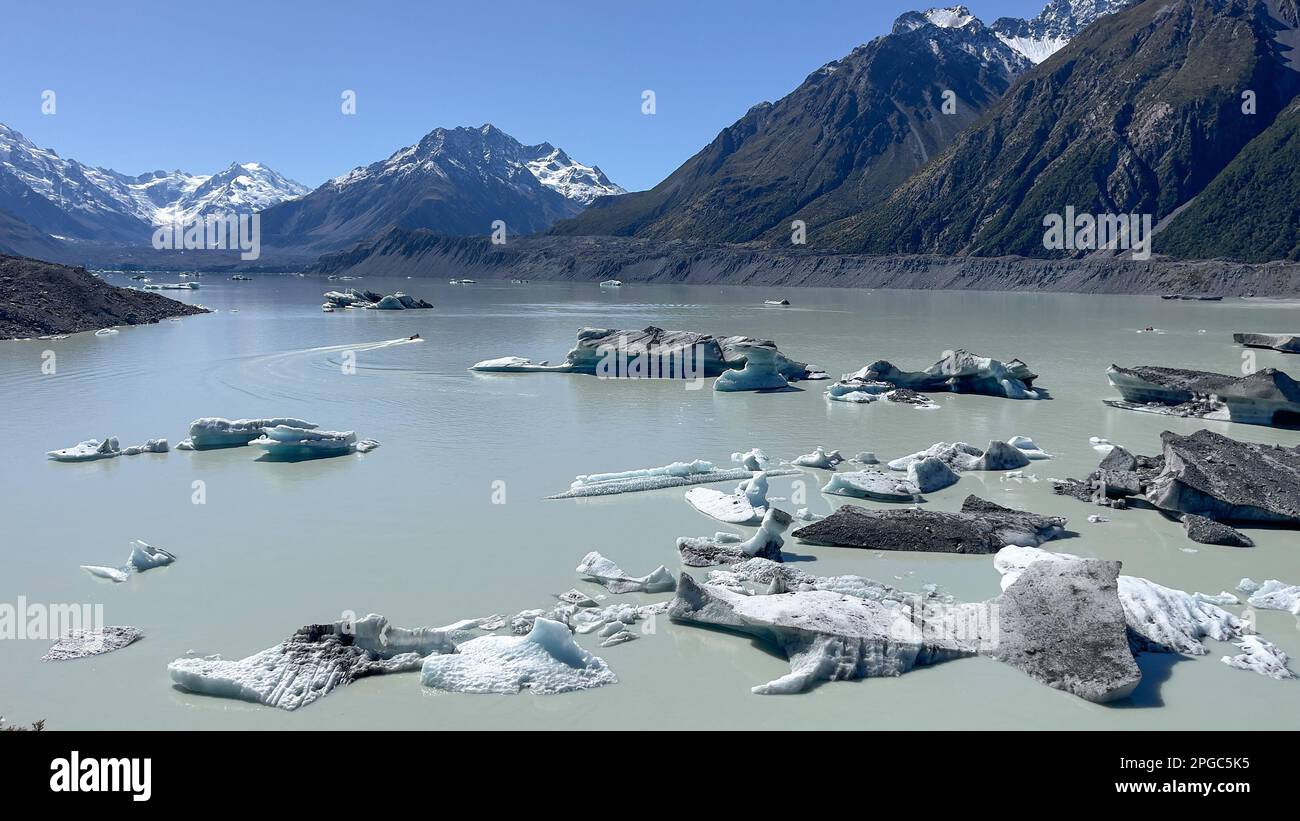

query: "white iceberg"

left=1222, top=636, right=1296, bottom=680
left=47, top=437, right=121, bottom=462
left=178, top=417, right=317, bottom=450
left=249, top=426, right=378, bottom=460
left=168, top=614, right=478, bottom=710
left=907, top=456, right=960, bottom=493
left=887, top=440, right=1030, bottom=473
left=81, top=539, right=176, bottom=583
left=1245, top=579, right=1300, bottom=615
left=731, top=448, right=771, bottom=471
left=120, top=439, right=168, bottom=456
left=714, top=342, right=790, bottom=392
left=792, top=447, right=843, bottom=469
left=576, top=551, right=676, bottom=594
left=821, top=470, right=920, bottom=502
left=1008, top=435, right=1052, bottom=460
left=677, top=508, right=794, bottom=567
left=685, top=472, right=771, bottom=524
left=420, top=618, right=617, bottom=694
left=547, top=459, right=797, bottom=499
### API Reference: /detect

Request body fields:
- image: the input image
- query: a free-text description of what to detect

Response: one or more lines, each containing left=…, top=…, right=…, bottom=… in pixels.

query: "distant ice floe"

left=43, top=627, right=144, bottom=661
left=825, top=379, right=940, bottom=408
left=178, top=417, right=317, bottom=450
left=250, top=425, right=380, bottom=461
left=47, top=437, right=168, bottom=462
left=168, top=614, right=492, bottom=710
left=576, top=552, right=676, bottom=594
left=731, top=448, right=771, bottom=471
left=81, top=540, right=176, bottom=583
left=547, top=459, right=798, bottom=499
left=841, top=350, right=1044, bottom=400
left=420, top=618, right=618, bottom=694
left=685, top=472, right=772, bottom=524
left=323, top=288, right=432, bottom=310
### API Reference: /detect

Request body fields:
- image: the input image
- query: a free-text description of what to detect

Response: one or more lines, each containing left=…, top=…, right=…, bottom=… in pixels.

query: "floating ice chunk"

left=556, top=589, right=598, bottom=608
left=731, top=448, right=771, bottom=471
left=43, top=627, right=143, bottom=661
left=795, top=508, right=823, bottom=522
left=47, top=437, right=120, bottom=462
left=685, top=472, right=771, bottom=524
left=420, top=618, right=617, bottom=694
left=81, top=540, right=176, bottom=583
left=995, top=546, right=1249, bottom=656
left=821, top=470, right=920, bottom=502
left=1222, top=636, right=1296, bottom=680
left=907, top=457, right=960, bottom=493
left=1245, top=580, right=1300, bottom=615
left=1194, top=591, right=1240, bottom=606
left=470, top=356, right=572, bottom=373
left=793, top=447, right=843, bottom=469
left=546, top=462, right=790, bottom=501
left=250, top=426, right=374, bottom=460
left=576, top=551, right=676, bottom=594
left=94, top=328, right=119, bottom=335
left=1238, top=578, right=1262, bottom=595
left=179, top=417, right=317, bottom=450
left=168, top=614, right=470, bottom=710
left=120, top=438, right=169, bottom=456
left=714, top=342, right=791, bottom=392
left=1087, top=514, right=1110, bottom=524
left=889, top=440, right=1028, bottom=472
left=1008, top=435, right=1052, bottom=460
left=1090, top=437, right=1116, bottom=455
left=677, top=508, right=793, bottom=567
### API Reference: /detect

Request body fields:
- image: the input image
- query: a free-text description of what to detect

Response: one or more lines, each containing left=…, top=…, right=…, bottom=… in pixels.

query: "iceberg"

left=178, top=417, right=317, bottom=450
left=323, top=288, right=432, bottom=310
left=821, top=470, right=920, bottom=502
left=81, top=539, right=176, bottom=583
left=1245, top=579, right=1300, bottom=615
left=995, top=546, right=1295, bottom=679
left=685, top=472, right=771, bottom=524
left=677, top=508, right=794, bottom=567
left=249, top=426, right=379, bottom=461
left=887, top=440, right=1032, bottom=473
left=846, top=350, right=1043, bottom=400
left=907, top=456, right=961, bottom=493
left=547, top=459, right=798, bottom=499
left=1105, top=364, right=1300, bottom=429
left=731, top=448, right=771, bottom=471
left=792, top=447, right=843, bottom=469
left=669, top=553, right=1140, bottom=702
left=43, top=627, right=143, bottom=661
left=47, top=437, right=168, bottom=462
left=420, top=618, right=617, bottom=695
left=47, top=437, right=120, bottom=462
left=793, top=496, right=1067, bottom=553
left=168, top=614, right=481, bottom=710
left=576, top=551, right=677, bottom=594
left=1222, top=636, right=1296, bottom=680
left=713, top=342, right=790, bottom=392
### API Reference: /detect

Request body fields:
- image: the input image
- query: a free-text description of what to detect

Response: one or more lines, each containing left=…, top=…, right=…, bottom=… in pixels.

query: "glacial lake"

left=3, top=274, right=1299, bottom=730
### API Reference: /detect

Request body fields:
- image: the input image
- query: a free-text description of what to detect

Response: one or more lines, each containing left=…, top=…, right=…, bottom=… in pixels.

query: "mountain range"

left=7, top=0, right=1300, bottom=270
left=0, top=123, right=308, bottom=252
left=553, top=1, right=1132, bottom=244
left=258, top=124, right=623, bottom=254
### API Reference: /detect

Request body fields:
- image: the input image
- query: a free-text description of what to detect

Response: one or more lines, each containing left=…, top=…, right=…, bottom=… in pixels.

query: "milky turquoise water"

left=2, top=274, right=1297, bottom=729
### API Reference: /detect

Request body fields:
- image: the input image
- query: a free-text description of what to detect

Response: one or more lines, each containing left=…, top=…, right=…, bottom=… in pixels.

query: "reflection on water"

left=2, top=274, right=1298, bottom=730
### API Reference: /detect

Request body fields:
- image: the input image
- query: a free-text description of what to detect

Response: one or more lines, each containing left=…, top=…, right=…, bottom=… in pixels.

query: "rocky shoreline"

left=0, top=254, right=208, bottom=339
left=302, top=231, right=1300, bottom=297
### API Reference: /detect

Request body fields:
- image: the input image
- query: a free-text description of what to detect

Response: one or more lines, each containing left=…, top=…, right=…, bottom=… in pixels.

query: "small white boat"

left=321, top=303, right=335, bottom=313
left=764, top=298, right=791, bottom=306
left=599, top=279, right=623, bottom=288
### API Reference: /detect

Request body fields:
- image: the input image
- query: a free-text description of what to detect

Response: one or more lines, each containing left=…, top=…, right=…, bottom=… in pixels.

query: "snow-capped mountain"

left=0, top=122, right=307, bottom=243
left=556, top=0, right=1128, bottom=245
left=993, top=0, right=1134, bottom=64
left=260, top=124, right=624, bottom=253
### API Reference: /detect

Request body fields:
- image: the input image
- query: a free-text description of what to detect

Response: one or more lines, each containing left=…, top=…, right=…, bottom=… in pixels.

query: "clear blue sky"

left=0, top=0, right=1046, bottom=192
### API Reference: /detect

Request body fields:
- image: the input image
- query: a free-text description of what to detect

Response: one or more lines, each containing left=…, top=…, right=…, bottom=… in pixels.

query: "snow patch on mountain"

left=993, top=0, right=1134, bottom=64
left=0, top=122, right=306, bottom=233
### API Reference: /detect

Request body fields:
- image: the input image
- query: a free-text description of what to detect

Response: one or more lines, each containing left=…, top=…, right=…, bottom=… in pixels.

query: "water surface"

left=2, top=275, right=1298, bottom=729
